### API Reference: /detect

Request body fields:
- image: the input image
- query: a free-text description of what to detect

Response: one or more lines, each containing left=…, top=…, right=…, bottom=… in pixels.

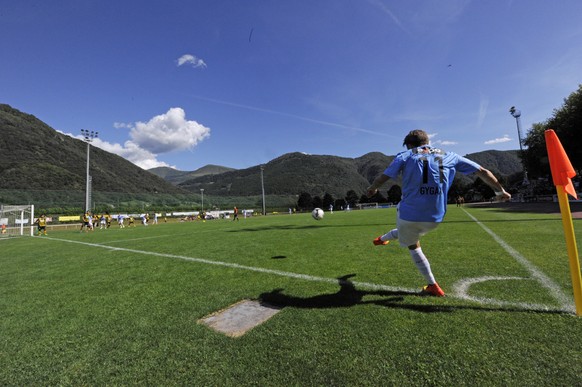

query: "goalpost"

left=0, top=204, right=35, bottom=237
left=357, top=202, right=379, bottom=210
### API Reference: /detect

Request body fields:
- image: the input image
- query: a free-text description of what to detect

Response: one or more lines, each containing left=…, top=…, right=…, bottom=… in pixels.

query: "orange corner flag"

left=545, top=129, right=578, bottom=199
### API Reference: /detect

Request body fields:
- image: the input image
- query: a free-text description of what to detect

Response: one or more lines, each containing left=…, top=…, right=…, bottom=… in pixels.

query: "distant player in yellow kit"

left=35, top=214, right=48, bottom=236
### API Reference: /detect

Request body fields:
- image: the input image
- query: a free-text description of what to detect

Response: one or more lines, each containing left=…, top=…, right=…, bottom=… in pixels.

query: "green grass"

left=1, top=206, right=581, bottom=385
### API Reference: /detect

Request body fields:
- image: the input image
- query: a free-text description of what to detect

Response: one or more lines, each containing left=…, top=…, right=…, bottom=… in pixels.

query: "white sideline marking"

left=43, top=236, right=413, bottom=293
left=461, top=209, right=574, bottom=313
left=97, top=235, right=170, bottom=245
left=96, top=230, right=218, bottom=245
left=38, top=236, right=572, bottom=313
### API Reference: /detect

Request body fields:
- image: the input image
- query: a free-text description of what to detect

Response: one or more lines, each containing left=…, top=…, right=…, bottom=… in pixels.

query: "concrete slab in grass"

left=198, top=300, right=282, bottom=337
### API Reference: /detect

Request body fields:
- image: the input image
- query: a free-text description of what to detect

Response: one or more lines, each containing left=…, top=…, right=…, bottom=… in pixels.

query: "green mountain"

left=464, top=149, right=522, bottom=176
left=175, top=152, right=388, bottom=198
left=174, top=150, right=522, bottom=198
left=0, top=104, right=186, bottom=194
left=0, top=104, right=523, bottom=201
left=149, top=165, right=236, bottom=185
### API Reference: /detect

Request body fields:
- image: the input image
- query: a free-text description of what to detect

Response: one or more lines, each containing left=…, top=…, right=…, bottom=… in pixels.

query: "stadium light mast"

left=509, top=106, right=529, bottom=185
left=81, top=129, right=98, bottom=213
left=200, top=188, right=204, bottom=213
left=260, top=165, right=266, bottom=216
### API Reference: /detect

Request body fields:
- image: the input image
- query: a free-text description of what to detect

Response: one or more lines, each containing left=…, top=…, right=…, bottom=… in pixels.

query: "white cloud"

left=484, top=135, right=512, bottom=145
left=438, top=140, right=458, bottom=146
left=66, top=107, right=210, bottom=170
left=177, top=54, right=207, bottom=69
left=129, top=107, right=210, bottom=154
left=65, top=134, right=174, bottom=169
left=93, top=138, right=174, bottom=169
left=427, top=133, right=457, bottom=147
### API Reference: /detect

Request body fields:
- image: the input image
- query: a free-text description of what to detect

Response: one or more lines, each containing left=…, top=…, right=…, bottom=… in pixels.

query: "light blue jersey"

left=384, top=146, right=481, bottom=222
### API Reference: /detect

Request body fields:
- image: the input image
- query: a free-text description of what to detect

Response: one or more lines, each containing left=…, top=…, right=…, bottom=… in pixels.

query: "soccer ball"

left=311, top=208, right=324, bottom=220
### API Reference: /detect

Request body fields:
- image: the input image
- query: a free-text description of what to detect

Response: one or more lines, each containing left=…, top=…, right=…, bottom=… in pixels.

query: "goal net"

left=357, top=202, right=379, bottom=210
left=0, top=204, right=35, bottom=237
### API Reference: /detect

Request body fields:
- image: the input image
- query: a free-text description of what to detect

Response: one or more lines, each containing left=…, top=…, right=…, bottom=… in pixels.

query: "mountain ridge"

left=158, top=149, right=522, bottom=198
left=0, top=104, right=185, bottom=194
left=1, top=104, right=523, bottom=200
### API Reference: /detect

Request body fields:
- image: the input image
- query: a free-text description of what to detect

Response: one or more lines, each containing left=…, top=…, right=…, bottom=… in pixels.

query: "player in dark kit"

left=35, top=214, right=47, bottom=236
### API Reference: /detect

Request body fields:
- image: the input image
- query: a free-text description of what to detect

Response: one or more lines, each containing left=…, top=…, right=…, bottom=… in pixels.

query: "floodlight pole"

left=81, top=129, right=98, bottom=213
left=509, top=106, right=529, bottom=185
left=260, top=165, right=266, bottom=215
left=200, top=188, right=204, bottom=213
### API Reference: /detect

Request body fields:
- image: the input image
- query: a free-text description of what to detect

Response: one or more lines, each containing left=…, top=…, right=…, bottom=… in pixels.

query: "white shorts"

left=396, top=216, right=440, bottom=247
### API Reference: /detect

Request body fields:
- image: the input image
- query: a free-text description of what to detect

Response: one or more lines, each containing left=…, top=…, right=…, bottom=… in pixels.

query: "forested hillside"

left=1, top=104, right=523, bottom=203
left=174, top=150, right=522, bottom=198
left=0, top=104, right=186, bottom=194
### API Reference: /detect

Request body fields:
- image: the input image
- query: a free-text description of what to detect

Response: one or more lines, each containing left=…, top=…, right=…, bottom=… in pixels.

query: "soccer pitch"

left=1, top=206, right=581, bottom=385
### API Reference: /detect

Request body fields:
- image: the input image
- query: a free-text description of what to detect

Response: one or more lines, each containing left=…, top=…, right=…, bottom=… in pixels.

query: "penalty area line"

left=39, top=236, right=571, bottom=313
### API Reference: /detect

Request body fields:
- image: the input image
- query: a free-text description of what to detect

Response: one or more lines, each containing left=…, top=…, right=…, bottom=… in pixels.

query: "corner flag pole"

left=545, top=129, right=582, bottom=316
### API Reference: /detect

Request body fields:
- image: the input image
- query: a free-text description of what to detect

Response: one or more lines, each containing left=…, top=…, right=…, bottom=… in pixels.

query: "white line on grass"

left=39, top=236, right=572, bottom=313
left=97, top=235, right=171, bottom=245
left=452, top=276, right=562, bottom=312
left=96, top=230, right=217, bottom=246
left=43, top=236, right=413, bottom=293
left=461, top=209, right=574, bottom=313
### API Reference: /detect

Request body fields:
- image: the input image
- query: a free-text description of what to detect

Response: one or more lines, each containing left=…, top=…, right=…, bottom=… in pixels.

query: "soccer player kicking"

left=367, top=130, right=511, bottom=297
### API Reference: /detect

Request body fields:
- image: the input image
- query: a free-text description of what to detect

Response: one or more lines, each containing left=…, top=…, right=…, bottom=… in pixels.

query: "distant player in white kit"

left=367, top=130, right=511, bottom=297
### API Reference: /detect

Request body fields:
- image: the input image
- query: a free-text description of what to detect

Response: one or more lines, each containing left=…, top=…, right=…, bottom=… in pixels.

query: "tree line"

left=294, top=174, right=508, bottom=211
left=523, top=84, right=582, bottom=183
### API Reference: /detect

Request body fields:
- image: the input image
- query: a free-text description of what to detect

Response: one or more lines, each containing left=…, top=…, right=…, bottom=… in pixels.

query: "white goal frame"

left=0, top=204, right=35, bottom=237
left=357, top=202, right=379, bottom=210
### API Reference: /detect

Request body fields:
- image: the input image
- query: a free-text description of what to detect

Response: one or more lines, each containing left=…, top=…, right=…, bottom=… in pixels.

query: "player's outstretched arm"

left=367, top=174, right=390, bottom=198
left=475, top=167, right=511, bottom=201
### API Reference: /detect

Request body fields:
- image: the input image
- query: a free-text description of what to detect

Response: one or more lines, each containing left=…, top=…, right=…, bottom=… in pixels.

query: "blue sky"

left=2, top=1, right=582, bottom=171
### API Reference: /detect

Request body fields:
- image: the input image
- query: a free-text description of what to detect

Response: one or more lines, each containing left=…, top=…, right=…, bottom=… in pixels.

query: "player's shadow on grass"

left=258, top=274, right=447, bottom=314
left=258, top=274, right=568, bottom=315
